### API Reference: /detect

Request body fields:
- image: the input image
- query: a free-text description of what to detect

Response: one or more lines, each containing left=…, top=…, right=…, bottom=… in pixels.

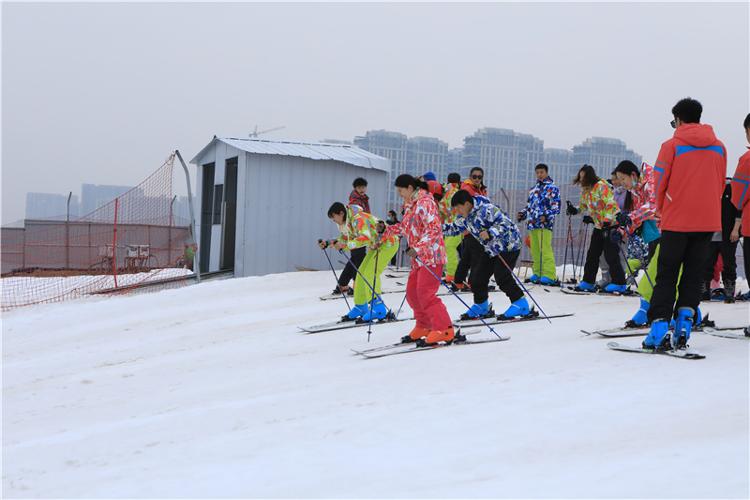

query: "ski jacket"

left=439, top=182, right=461, bottom=224
left=519, top=176, right=560, bottom=230
left=383, top=189, right=446, bottom=267
left=613, top=186, right=627, bottom=211
left=336, top=205, right=397, bottom=250
left=731, top=149, right=750, bottom=237
left=443, top=196, right=522, bottom=256
left=348, top=190, right=370, bottom=213
left=461, top=179, right=488, bottom=198
left=626, top=162, right=659, bottom=234
left=654, top=123, right=727, bottom=232
left=579, top=179, right=620, bottom=229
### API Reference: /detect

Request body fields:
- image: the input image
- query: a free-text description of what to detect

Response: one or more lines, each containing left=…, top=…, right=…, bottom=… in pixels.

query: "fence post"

left=66, top=191, right=72, bottom=269
left=112, top=198, right=119, bottom=288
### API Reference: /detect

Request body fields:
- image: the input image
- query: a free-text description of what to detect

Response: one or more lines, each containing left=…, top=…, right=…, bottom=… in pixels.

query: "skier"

left=566, top=164, right=627, bottom=293
left=445, top=189, right=531, bottom=320
left=730, top=113, right=750, bottom=309
left=452, top=167, right=488, bottom=291
left=642, top=97, right=727, bottom=350
left=596, top=172, right=631, bottom=289
left=320, top=202, right=399, bottom=321
left=439, top=173, right=463, bottom=284
left=349, top=177, right=370, bottom=213
left=701, top=180, right=738, bottom=302
left=377, top=174, right=453, bottom=345
left=517, top=163, right=560, bottom=285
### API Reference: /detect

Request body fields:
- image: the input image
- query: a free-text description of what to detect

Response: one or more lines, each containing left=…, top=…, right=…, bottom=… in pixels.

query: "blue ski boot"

left=540, top=276, right=558, bottom=286
left=603, top=283, right=628, bottom=294
left=361, top=298, right=388, bottom=322
left=672, top=307, right=694, bottom=349
left=625, top=298, right=650, bottom=328
left=574, top=281, right=596, bottom=292
left=527, top=274, right=541, bottom=284
left=499, top=297, right=531, bottom=319
left=343, top=304, right=368, bottom=321
left=460, top=300, right=492, bottom=320
left=642, top=319, right=671, bottom=350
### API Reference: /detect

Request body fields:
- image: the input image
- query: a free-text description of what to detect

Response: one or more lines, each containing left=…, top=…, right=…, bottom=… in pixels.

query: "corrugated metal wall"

left=240, top=154, right=387, bottom=277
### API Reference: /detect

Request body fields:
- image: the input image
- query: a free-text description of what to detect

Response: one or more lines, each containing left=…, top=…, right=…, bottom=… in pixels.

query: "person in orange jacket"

left=643, top=98, right=727, bottom=351
left=452, top=167, right=488, bottom=291
left=730, top=113, right=750, bottom=311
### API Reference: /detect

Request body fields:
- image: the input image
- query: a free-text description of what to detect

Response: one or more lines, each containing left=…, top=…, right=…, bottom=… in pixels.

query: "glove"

left=601, top=221, right=612, bottom=230
left=582, top=215, right=594, bottom=225
left=616, top=212, right=632, bottom=228
left=406, top=247, right=417, bottom=258
left=317, top=239, right=329, bottom=249
left=376, top=221, right=386, bottom=234
left=516, top=211, right=526, bottom=222
left=566, top=201, right=578, bottom=216
left=609, top=228, right=624, bottom=245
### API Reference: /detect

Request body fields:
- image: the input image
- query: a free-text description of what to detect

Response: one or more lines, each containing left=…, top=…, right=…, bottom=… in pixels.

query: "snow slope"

left=3, top=270, right=749, bottom=498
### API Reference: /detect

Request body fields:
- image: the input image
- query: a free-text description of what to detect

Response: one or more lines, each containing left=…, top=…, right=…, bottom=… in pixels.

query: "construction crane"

left=249, top=125, right=286, bottom=138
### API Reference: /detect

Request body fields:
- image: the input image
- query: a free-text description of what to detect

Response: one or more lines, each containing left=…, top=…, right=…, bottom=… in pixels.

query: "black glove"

left=566, top=201, right=579, bottom=216
left=516, top=211, right=526, bottom=222
left=318, top=239, right=329, bottom=249
left=582, top=215, right=594, bottom=225
left=616, top=212, right=632, bottom=228
left=601, top=221, right=612, bottom=230
left=376, top=221, right=386, bottom=234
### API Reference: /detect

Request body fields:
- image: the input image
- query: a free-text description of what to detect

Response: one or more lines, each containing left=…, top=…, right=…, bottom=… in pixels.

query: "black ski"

left=351, top=328, right=483, bottom=356
left=354, top=333, right=509, bottom=359
left=300, top=314, right=413, bottom=334
left=561, top=287, right=636, bottom=297
left=607, top=341, right=705, bottom=359
left=456, top=312, right=574, bottom=328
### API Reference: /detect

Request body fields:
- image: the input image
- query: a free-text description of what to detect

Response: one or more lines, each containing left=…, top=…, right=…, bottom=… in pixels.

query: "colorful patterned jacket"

left=383, top=189, right=446, bottom=267
left=519, top=177, right=560, bottom=230
left=626, top=162, right=659, bottom=233
left=336, top=205, right=397, bottom=250
left=579, top=179, right=620, bottom=229
left=443, top=196, right=522, bottom=256
left=439, top=182, right=461, bottom=224
left=348, top=190, right=370, bottom=213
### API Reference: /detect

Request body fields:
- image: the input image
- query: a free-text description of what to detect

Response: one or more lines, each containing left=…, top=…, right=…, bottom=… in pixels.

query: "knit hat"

left=423, top=171, right=437, bottom=182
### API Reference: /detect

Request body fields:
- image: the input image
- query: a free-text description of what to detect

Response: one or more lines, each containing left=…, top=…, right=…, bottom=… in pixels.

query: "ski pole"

left=495, top=252, right=552, bottom=323
left=366, top=249, right=380, bottom=342
left=561, top=215, right=572, bottom=284
left=414, top=256, right=503, bottom=339
left=337, top=249, right=390, bottom=310
left=614, top=231, right=654, bottom=289
left=319, top=242, right=351, bottom=310
left=394, top=289, right=409, bottom=320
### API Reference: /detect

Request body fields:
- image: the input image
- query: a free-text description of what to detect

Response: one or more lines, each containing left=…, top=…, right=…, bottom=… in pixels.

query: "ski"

left=299, top=315, right=413, bottom=334
left=607, top=341, right=705, bottom=359
left=355, top=334, right=510, bottom=359
left=697, top=328, right=749, bottom=340
left=560, top=287, right=636, bottom=297
left=584, top=324, right=747, bottom=339
left=456, top=312, right=574, bottom=328
left=351, top=328, right=483, bottom=356
left=319, top=288, right=405, bottom=301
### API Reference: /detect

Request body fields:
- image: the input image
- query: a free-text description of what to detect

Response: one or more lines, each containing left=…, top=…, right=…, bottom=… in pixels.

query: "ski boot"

left=573, top=281, right=596, bottom=292
left=460, top=300, right=493, bottom=320
left=402, top=325, right=429, bottom=344
left=724, top=280, right=736, bottom=304
left=625, top=298, right=650, bottom=328
left=671, top=307, right=694, bottom=349
left=498, top=297, right=531, bottom=319
left=526, top=274, right=541, bottom=284
left=450, top=281, right=470, bottom=292
left=444, top=275, right=455, bottom=285
left=418, top=327, right=456, bottom=347
left=359, top=298, right=388, bottom=322
left=603, top=283, right=628, bottom=294
left=342, top=304, right=368, bottom=322
left=539, top=276, right=559, bottom=286
left=744, top=326, right=750, bottom=338
left=642, top=319, right=671, bottom=351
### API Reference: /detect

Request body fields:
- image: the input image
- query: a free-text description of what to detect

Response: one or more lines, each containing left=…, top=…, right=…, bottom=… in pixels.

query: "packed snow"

left=3, top=269, right=749, bottom=497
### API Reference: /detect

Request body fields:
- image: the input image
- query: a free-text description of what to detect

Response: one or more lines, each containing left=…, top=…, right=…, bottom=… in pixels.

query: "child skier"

left=444, top=189, right=531, bottom=320
left=439, top=173, right=463, bottom=284
left=320, top=202, right=399, bottom=322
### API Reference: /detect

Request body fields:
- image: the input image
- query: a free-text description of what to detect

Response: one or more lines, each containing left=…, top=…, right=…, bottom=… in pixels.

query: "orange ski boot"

left=421, top=327, right=455, bottom=346
left=402, top=325, right=429, bottom=344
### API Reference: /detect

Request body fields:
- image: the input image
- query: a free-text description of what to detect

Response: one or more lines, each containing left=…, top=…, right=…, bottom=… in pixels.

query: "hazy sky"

left=3, top=1, right=749, bottom=224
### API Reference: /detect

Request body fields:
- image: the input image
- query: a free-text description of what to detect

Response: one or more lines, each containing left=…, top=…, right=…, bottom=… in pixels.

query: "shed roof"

left=191, top=137, right=389, bottom=172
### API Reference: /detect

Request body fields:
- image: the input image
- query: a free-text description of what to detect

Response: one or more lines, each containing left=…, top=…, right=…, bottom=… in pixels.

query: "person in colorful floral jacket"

left=444, top=190, right=532, bottom=320
left=439, top=173, right=463, bottom=284
left=378, top=174, right=452, bottom=346
left=320, top=202, right=399, bottom=322
left=517, top=164, right=560, bottom=285
left=348, top=177, right=370, bottom=213
left=566, top=164, right=626, bottom=293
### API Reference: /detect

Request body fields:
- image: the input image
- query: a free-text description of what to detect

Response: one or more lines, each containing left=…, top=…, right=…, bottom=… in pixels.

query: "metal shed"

left=190, top=137, right=389, bottom=277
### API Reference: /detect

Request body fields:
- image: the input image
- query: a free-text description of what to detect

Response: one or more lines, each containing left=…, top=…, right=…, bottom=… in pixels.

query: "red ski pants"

left=406, top=264, right=452, bottom=331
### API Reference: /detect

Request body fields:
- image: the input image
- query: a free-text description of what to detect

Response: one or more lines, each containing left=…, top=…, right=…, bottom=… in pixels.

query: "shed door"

left=220, top=157, right=238, bottom=271
left=199, top=162, right=215, bottom=273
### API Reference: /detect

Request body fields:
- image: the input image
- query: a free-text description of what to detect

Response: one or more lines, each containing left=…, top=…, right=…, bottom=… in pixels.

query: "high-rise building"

left=25, top=193, right=79, bottom=220
left=572, top=137, right=642, bottom=175
left=406, top=136, right=449, bottom=183
left=80, top=184, right=133, bottom=216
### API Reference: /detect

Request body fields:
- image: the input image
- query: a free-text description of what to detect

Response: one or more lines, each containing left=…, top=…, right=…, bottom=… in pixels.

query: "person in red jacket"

left=452, top=167, right=488, bottom=291
left=349, top=177, right=370, bottom=213
left=730, top=113, right=750, bottom=311
left=643, top=97, right=727, bottom=351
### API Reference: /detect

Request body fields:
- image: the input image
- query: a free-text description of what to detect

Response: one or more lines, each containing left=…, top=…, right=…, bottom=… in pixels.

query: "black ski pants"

left=338, top=246, right=366, bottom=287
left=582, top=228, right=625, bottom=285
left=471, top=249, right=524, bottom=304
left=702, top=240, right=738, bottom=284
left=455, top=235, right=483, bottom=284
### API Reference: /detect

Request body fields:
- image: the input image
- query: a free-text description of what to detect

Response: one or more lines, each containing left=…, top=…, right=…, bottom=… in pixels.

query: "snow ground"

left=2, top=269, right=749, bottom=498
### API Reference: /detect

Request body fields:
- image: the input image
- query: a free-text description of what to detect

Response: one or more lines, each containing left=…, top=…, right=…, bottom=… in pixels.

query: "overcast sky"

left=3, top=1, right=749, bottom=224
